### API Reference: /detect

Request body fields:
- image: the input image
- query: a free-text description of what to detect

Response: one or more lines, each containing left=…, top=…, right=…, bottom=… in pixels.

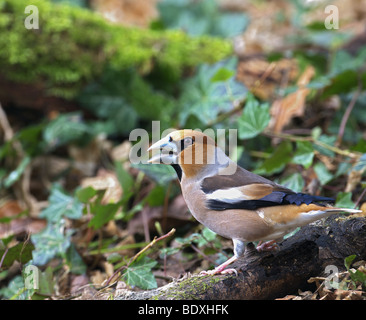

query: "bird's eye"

left=183, top=137, right=193, bottom=147
left=168, top=136, right=173, bottom=142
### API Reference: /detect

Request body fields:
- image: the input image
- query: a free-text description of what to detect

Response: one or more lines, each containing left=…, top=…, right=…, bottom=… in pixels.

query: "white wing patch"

left=206, top=188, right=248, bottom=203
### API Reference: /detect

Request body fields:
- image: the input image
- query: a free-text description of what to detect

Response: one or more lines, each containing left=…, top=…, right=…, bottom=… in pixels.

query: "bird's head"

left=148, top=130, right=225, bottom=178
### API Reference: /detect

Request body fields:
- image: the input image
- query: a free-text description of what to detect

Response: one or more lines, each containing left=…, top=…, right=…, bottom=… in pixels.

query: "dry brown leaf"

left=110, top=140, right=132, bottom=163
left=0, top=200, right=23, bottom=218
left=236, top=57, right=298, bottom=100
left=90, top=0, right=158, bottom=27
left=359, top=202, right=366, bottom=215
left=269, top=65, right=315, bottom=133
left=0, top=200, right=46, bottom=238
left=68, top=136, right=111, bottom=177
left=81, top=169, right=122, bottom=204
left=127, top=195, right=191, bottom=236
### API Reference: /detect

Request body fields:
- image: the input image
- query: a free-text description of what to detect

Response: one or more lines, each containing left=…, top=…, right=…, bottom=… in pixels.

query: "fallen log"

left=114, top=215, right=366, bottom=300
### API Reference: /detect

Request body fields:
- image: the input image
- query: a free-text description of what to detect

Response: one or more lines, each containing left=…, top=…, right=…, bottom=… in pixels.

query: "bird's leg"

left=199, top=255, right=238, bottom=276
left=256, top=240, right=279, bottom=252
left=199, top=239, right=245, bottom=276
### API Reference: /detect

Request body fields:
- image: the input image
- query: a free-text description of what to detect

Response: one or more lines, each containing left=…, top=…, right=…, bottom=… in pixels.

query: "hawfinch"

left=148, top=130, right=360, bottom=275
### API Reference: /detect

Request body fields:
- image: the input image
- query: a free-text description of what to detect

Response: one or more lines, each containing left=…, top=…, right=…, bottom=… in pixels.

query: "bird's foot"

left=199, top=255, right=238, bottom=276
left=200, top=267, right=238, bottom=276
left=256, top=240, right=279, bottom=252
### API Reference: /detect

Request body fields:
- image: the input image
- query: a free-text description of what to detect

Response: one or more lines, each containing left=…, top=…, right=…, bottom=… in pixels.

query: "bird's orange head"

left=148, top=130, right=221, bottom=178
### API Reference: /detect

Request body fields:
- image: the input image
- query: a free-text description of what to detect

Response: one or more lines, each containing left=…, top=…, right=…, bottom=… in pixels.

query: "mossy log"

left=115, top=215, right=366, bottom=300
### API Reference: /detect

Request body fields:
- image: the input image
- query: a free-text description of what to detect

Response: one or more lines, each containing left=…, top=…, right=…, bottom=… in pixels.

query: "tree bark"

left=115, top=215, right=366, bottom=300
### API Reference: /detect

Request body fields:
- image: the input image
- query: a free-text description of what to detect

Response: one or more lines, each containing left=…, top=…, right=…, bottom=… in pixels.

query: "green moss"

left=0, top=0, right=232, bottom=99
left=151, top=275, right=222, bottom=300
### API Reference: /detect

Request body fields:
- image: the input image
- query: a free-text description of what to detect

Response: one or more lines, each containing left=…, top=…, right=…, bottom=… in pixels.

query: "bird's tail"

left=324, top=207, right=362, bottom=215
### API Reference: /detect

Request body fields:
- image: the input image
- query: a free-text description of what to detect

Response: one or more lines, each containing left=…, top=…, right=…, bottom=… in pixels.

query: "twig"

left=354, top=187, right=366, bottom=209
left=337, top=81, right=362, bottom=146
left=263, top=130, right=361, bottom=159
left=104, top=228, right=176, bottom=286
left=190, top=244, right=217, bottom=266
left=0, top=248, right=9, bottom=270
left=0, top=102, right=37, bottom=215
left=336, top=79, right=362, bottom=146
left=162, top=181, right=173, bottom=232
left=0, top=102, right=14, bottom=141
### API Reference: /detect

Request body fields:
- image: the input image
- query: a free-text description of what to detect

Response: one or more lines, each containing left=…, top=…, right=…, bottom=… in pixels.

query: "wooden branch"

left=114, top=215, right=366, bottom=300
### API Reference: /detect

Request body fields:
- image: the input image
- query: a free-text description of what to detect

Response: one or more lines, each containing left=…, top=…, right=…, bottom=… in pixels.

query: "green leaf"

left=179, top=57, right=247, bottom=126
left=353, top=153, right=366, bottom=172
left=313, top=135, right=337, bottom=157
left=335, top=192, right=355, bottom=209
left=65, top=243, right=87, bottom=275
left=345, top=254, right=356, bottom=271
left=40, top=185, right=83, bottom=222
left=211, top=67, right=234, bottom=82
left=344, top=254, right=366, bottom=288
left=43, top=113, right=92, bottom=150
left=279, top=173, right=305, bottom=193
left=122, top=256, right=157, bottom=290
left=292, top=141, right=314, bottom=169
left=31, top=222, right=73, bottom=266
left=256, top=141, right=293, bottom=175
left=0, top=241, right=35, bottom=269
left=145, top=185, right=166, bottom=207
left=212, top=12, right=248, bottom=38
left=313, top=162, right=333, bottom=185
left=76, top=186, right=97, bottom=203
left=238, top=94, right=271, bottom=140
left=0, top=275, right=29, bottom=300
left=3, top=156, right=31, bottom=188
left=132, top=163, right=177, bottom=185
left=115, top=161, right=134, bottom=194
left=195, top=227, right=217, bottom=247
left=158, top=0, right=247, bottom=38
left=88, top=202, right=121, bottom=230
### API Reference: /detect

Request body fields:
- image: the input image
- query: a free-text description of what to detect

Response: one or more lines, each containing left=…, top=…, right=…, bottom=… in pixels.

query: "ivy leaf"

left=292, top=141, right=314, bottom=169
left=88, top=202, right=121, bottom=230
left=344, top=254, right=366, bottom=288
left=314, top=162, right=334, bottom=185
left=122, top=256, right=158, bottom=290
left=40, top=185, right=83, bottom=223
left=353, top=153, right=366, bottom=172
left=132, top=163, right=177, bottom=185
left=65, top=243, right=87, bottom=275
left=195, top=227, right=218, bottom=247
left=255, top=141, right=293, bottom=175
left=0, top=241, right=35, bottom=269
left=279, top=173, right=305, bottom=193
left=313, top=135, right=336, bottom=157
left=238, top=93, right=271, bottom=140
left=211, top=67, right=234, bottom=82
left=3, top=156, right=31, bottom=188
left=115, top=161, right=134, bottom=196
left=31, top=222, right=73, bottom=266
left=212, top=12, right=249, bottom=38
left=179, top=58, right=247, bottom=126
left=43, top=113, right=92, bottom=150
left=335, top=192, right=355, bottom=209
left=76, top=186, right=97, bottom=203
left=158, top=0, right=248, bottom=38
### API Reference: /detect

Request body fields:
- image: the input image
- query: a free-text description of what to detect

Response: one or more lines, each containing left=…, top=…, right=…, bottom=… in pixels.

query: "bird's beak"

left=147, top=135, right=178, bottom=164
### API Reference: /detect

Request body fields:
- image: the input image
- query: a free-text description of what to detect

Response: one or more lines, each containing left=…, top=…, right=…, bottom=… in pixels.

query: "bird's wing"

left=201, top=166, right=334, bottom=211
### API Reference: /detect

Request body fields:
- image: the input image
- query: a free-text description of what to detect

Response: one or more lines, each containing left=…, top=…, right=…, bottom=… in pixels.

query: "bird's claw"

left=199, top=268, right=238, bottom=276
left=256, top=240, right=279, bottom=252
